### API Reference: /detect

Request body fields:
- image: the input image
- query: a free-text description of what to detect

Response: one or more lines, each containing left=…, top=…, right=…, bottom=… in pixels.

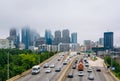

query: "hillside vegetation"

left=0, top=49, right=56, bottom=81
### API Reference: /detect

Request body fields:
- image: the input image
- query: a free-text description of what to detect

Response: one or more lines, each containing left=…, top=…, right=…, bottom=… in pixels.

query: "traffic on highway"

left=66, top=54, right=116, bottom=81
left=15, top=52, right=116, bottom=81
left=15, top=52, right=77, bottom=81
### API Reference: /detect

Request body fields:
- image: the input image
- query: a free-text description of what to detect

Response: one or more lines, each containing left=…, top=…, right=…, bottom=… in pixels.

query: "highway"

left=15, top=52, right=117, bottom=81
left=15, top=52, right=75, bottom=81
left=66, top=55, right=116, bottom=81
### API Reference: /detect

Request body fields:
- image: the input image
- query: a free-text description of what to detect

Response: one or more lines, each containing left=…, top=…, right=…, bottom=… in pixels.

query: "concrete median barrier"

left=56, top=56, right=77, bottom=81
left=6, top=53, right=58, bottom=81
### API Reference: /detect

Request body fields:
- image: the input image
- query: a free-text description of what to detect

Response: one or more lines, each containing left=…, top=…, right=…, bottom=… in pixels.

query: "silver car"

left=88, top=73, right=94, bottom=80
left=50, top=64, right=55, bottom=68
left=87, top=67, right=93, bottom=72
left=78, top=71, right=84, bottom=76
left=45, top=68, right=52, bottom=73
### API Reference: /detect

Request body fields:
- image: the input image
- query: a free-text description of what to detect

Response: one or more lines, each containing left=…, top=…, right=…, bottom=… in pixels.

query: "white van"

left=31, top=65, right=40, bottom=75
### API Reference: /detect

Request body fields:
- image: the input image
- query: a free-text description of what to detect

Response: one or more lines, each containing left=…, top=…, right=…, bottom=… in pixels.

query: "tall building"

left=21, top=27, right=30, bottom=49
left=54, top=30, right=61, bottom=45
left=84, top=40, right=92, bottom=50
left=62, top=29, right=70, bottom=43
left=99, top=38, right=104, bottom=46
left=45, top=30, right=52, bottom=45
left=29, top=30, right=40, bottom=46
left=35, top=37, right=46, bottom=47
left=104, top=32, right=113, bottom=50
left=10, top=28, right=17, bottom=37
left=7, top=28, right=20, bottom=48
left=71, top=32, right=77, bottom=43
left=16, top=33, right=20, bottom=48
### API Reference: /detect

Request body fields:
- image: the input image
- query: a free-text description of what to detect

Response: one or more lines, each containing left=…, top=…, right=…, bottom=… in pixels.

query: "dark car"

left=58, top=58, right=61, bottom=61
left=75, top=60, right=78, bottom=64
left=55, top=67, right=61, bottom=72
left=77, top=52, right=80, bottom=55
left=68, top=72, right=73, bottom=78
left=96, top=68, right=101, bottom=72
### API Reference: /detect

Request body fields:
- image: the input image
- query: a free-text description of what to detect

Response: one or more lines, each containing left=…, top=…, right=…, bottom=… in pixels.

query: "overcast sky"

left=0, top=0, right=120, bottom=46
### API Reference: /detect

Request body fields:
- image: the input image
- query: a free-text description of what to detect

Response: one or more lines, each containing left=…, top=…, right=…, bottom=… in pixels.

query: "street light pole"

left=39, top=51, right=41, bottom=64
left=7, top=51, right=9, bottom=79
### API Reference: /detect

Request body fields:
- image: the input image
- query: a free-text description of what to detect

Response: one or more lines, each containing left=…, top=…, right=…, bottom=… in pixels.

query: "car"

left=87, top=67, right=93, bottom=72
left=50, top=64, right=55, bottom=68
left=58, top=58, right=61, bottom=61
left=74, top=61, right=77, bottom=64
left=83, top=58, right=88, bottom=63
left=85, top=63, right=89, bottom=67
left=60, top=55, right=63, bottom=58
left=77, top=52, right=80, bottom=55
left=88, top=73, right=94, bottom=80
left=44, top=63, right=49, bottom=68
left=96, top=68, right=101, bottom=72
left=72, top=64, right=76, bottom=69
left=63, top=60, right=68, bottom=65
left=55, top=67, right=61, bottom=72
left=68, top=72, right=73, bottom=78
left=45, top=68, right=52, bottom=73
left=31, top=65, right=40, bottom=75
left=78, top=71, right=84, bottom=76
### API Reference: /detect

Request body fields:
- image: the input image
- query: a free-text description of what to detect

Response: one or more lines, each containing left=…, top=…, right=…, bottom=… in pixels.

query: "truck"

left=77, top=62, right=84, bottom=71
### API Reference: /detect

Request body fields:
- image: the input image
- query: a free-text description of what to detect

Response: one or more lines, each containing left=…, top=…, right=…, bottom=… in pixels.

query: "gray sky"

left=0, top=0, right=120, bottom=46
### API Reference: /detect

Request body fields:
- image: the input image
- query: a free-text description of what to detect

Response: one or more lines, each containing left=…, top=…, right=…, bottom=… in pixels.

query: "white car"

left=50, top=64, right=55, bottom=68
left=31, top=65, right=40, bottom=75
left=45, top=68, right=52, bottom=73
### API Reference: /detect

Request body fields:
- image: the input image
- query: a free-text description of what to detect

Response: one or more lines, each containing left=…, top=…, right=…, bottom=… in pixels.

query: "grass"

left=111, top=70, right=120, bottom=80
left=90, top=56, right=97, bottom=61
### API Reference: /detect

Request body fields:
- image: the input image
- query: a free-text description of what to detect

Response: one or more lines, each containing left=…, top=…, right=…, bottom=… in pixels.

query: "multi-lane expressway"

left=15, top=52, right=73, bottom=81
left=15, top=52, right=117, bottom=81
left=66, top=55, right=117, bottom=81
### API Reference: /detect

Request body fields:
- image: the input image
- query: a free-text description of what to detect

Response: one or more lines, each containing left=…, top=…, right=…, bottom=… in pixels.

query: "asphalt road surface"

left=66, top=55, right=116, bottom=81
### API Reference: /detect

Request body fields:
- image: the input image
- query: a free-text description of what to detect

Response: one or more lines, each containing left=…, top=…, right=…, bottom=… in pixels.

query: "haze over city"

left=0, top=0, right=120, bottom=45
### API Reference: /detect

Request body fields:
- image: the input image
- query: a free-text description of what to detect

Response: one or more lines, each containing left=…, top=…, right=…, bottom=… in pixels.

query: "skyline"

left=0, top=0, right=120, bottom=45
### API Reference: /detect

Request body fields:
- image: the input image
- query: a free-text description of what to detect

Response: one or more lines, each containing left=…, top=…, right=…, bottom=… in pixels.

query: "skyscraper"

left=45, top=30, right=52, bottom=45
left=16, top=33, right=20, bottom=48
left=104, top=32, right=113, bottom=50
left=54, top=30, right=61, bottom=45
left=71, top=32, right=77, bottom=43
left=29, top=30, right=40, bottom=46
left=62, top=29, right=70, bottom=43
left=10, top=28, right=17, bottom=37
left=21, top=27, right=30, bottom=49
left=7, top=28, right=20, bottom=48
